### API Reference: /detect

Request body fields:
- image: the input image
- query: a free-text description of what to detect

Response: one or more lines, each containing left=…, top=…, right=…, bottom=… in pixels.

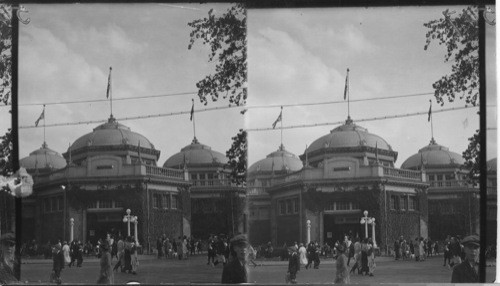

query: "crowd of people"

left=0, top=230, right=484, bottom=284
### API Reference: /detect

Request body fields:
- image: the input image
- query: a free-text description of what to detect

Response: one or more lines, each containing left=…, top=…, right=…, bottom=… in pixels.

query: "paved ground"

left=20, top=253, right=496, bottom=284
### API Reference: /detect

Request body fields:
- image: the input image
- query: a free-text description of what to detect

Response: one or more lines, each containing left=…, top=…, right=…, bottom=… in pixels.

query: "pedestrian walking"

left=207, top=237, right=216, bottom=265
left=419, top=238, right=425, bottom=261
left=413, top=238, right=420, bottom=261
left=123, top=237, right=132, bottom=273
left=113, top=236, right=124, bottom=272
left=62, top=241, right=71, bottom=266
left=286, top=246, right=300, bottom=284
left=349, top=237, right=361, bottom=274
left=221, top=234, right=249, bottom=284
left=360, top=239, right=369, bottom=275
left=0, top=233, right=19, bottom=285
left=96, top=240, right=114, bottom=284
left=298, top=243, right=307, bottom=267
left=157, top=236, right=164, bottom=259
left=334, top=244, right=350, bottom=284
left=51, top=244, right=65, bottom=284
left=313, top=242, right=321, bottom=269
left=131, top=240, right=138, bottom=275
left=367, top=238, right=376, bottom=277
left=451, top=235, right=479, bottom=283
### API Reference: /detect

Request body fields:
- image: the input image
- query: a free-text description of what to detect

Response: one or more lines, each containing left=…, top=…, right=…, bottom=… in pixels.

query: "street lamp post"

left=123, top=209, right=137, bottom=237
left=360, top=210, right=377, bottom=247
left=306, top=220, right=311, bottom=244
left=133, top=217, right=139, bottom=246
left=70, top=218, right=74, bottom=242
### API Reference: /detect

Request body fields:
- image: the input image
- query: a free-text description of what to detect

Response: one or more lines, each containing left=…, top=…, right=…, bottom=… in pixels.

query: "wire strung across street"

left=246, top=105, right=478, bottom=132
left=19, top=105, right=478, bottom=130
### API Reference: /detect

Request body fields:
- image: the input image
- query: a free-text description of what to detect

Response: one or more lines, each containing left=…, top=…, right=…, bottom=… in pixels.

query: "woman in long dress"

left=334, top=244, right=350, bottom=284
left=298, top=243, right=307, bottom=267
left=131, top=240, right=138, bottom=275
left=62, top=241, right=71, bottom=267
left=97, top=241, right=114, bottom=284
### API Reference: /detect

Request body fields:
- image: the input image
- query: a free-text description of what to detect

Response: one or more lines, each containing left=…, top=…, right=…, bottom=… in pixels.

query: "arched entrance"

left=323, top=213, right=362, bottom=247
left=86, top=210, right=124, bottom=244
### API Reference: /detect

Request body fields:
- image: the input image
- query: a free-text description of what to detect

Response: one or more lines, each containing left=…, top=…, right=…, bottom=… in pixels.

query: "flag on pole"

left=190, top=99, right=194, bottom=121
left=35, top=108, right=45, bottom=127
left=272, top=107, right=282, bottom=129
left=305, top=144, right=309, bottom=166
left=68, top=142, right=72, bottom=164
left=344, top=68, right=349, bottom=100
left=375, top=141, right=379, bottom=162
left=106, top=67, right=112, bottom=99
left=427, top=100, right=432, bottom=122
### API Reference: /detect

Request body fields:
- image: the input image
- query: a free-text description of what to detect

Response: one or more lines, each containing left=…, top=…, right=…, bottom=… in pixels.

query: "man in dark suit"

left=451, top=234, right=479, bottom=283
left=221, top=234, right=248, bottom=284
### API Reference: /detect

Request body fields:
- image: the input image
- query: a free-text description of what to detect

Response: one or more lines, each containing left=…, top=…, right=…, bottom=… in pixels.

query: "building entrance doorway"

left=323, top=213, right=362, bottom=247
left=86, top=211, right=124, bottom=244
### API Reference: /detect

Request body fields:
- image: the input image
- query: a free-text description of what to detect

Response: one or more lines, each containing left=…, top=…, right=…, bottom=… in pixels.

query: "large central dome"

left=163, top=137, right=228, bottom=168
left=306, top=118, right=393, bottom=154
left=70, top=116, right=155, bottom=151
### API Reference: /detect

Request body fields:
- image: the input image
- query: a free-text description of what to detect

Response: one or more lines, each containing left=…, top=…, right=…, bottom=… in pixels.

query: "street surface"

left=20, top=253, right=496, bottom=284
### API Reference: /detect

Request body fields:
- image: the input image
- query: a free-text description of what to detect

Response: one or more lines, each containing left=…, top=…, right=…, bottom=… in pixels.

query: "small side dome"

left=401, top=139, right=465, bottom=170
left=20, top=142, right=67, bottom=172
left=163, top=137, right=228, bottom=168
left=248, top=144, right=303, bottom=175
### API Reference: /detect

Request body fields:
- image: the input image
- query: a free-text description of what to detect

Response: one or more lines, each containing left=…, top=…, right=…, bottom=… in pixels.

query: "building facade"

left=21, top=116, right=191, bottom=250
left=401, top=138, right=480, bottom=241
left=249, top=118, right=429, bottom=253
left=163, top=137, right=246, bottom=239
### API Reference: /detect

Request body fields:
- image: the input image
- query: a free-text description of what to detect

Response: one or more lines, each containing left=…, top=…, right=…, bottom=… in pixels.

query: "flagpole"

left=43, top=104, right=46, bottom=144
left=109, top=67, right=113, bottom=118
left=192, top=99, right=196, bottom=140
left=280, top=106, right=283, bottom=148
left=347, top=68, right=350, bottom=120
left=430, top=100, right=434, bottom=142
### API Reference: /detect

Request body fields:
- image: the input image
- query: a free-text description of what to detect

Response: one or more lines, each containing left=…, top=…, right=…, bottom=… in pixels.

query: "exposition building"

left=401, top=138, right=480, bottom=241
left=20, top=115, right=245, bottom=249
left=248, top=117, right=429, bottom=253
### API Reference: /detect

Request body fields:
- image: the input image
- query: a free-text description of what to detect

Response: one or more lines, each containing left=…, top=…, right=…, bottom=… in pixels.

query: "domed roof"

left=400, top=139, right=465, bottom=170
left=248, top=144, right=303, bottom=175
left=20, top=142, right=67, bottom=171
left=70, top=116, right=155, bottom=151
left=306, top=118, right=393, bottom=155
left=487, top=158, right=496, bottom=172
left=163, top=137, right=228, bottom=168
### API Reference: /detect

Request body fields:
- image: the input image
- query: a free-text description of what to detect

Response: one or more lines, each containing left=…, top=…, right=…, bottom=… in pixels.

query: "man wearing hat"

left=221, top=234, right=248, bottom=284
left=451, top=234, right=479, bottom=283
left=0, top=232, right=18, bottom=284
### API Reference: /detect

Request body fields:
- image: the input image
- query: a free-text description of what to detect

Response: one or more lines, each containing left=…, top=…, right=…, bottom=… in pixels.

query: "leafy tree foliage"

left=0, top=4, right=12, bottom=106
left=225, top=129, right=247, bottom=187
left=424, top=7, right=483, bottom=185
left=0, top=128, right=12, bottom=176
left=424, top=7, right=479, bottom=107
left=188, top=4, right=247, bottom=106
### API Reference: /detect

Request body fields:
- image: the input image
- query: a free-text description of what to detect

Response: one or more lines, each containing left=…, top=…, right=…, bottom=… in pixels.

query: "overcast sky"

left=0, top=4, right=496, bottom=171
left=246, top=6, right=497, bottom=167
left=13, top=3, right=244, bottom=165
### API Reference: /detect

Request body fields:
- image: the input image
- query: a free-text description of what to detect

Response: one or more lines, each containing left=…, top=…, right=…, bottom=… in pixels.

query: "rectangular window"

left=390, top=196, right=397, bottom=210
left=191, top=173, right=197, bottom=180
left=88, top=201, right=97, bottom=209
left=428, top=174, right=435, bottom=181
left=153, top=194, right=162, bottom=209
left=408, top=196, right=415, bottom=210
left=286, top=200, right=292, bottom=214
left=163, top=194, right=170, bottom=209
left=437, top=174, right=443, bottom=181
left=279, top=201, right=285, bottom=215
left=336, top=201, right=349, bottom=210
left=51, top=197, right=57, bottom=212
left=171, top=195, right=178, bottom=209
left=115, top=201, right=123, bottom=208
left=293, top=198, right=299, bottom=213
left=351, top=201, right=360, bottom=210
left=400, top=197, right=406, bottom=211
left=100, top=199, right=112, bottom=209
left=58, top=196, right=63, bottom=211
